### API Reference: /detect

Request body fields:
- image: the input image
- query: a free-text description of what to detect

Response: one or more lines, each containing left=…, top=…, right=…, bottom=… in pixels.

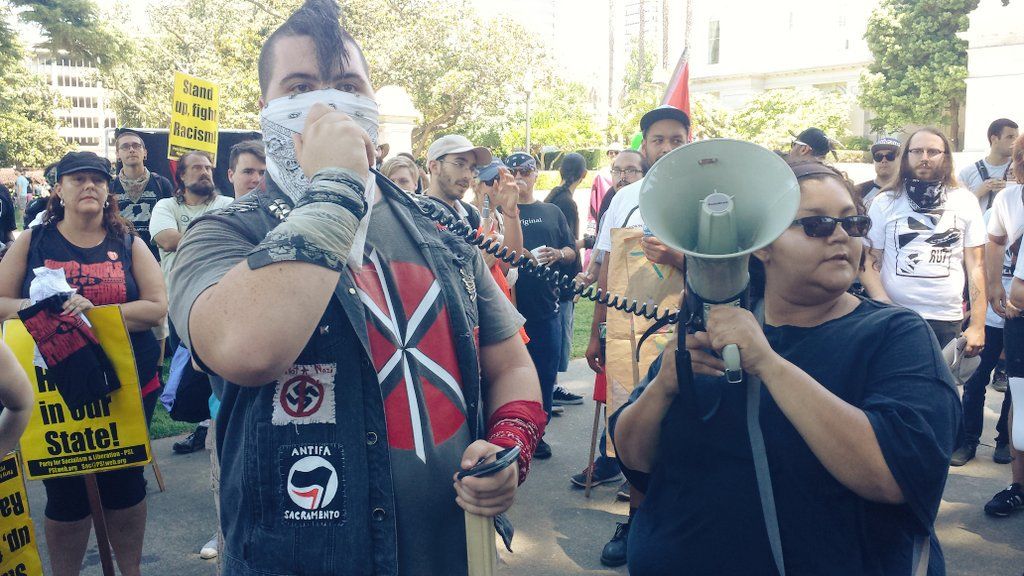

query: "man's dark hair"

left=988, top=118, right=1019, bottom=143
left=114, top=128, right=146, bottom=148
left=257, top=0, right=368, bottom=96
left=174, top=150, right=213, bottom=202
left=229, top=139, right=266, bottom=171
left=617, top=149, right=648, bottom=174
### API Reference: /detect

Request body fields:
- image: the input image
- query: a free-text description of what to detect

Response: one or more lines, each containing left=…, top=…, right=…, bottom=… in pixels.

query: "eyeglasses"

left=118, top=143, right=144, bottom=151
left=439, top=159, right=479, bottom=177
left=791, top=215, right=871, bottom=238
left=873, top=151, right=896, bottom=162
left=908, top=147, right=946, bottom=159
left=509, top=168, right=535, bottom=177
left=610, top=167, right=642, bottom=177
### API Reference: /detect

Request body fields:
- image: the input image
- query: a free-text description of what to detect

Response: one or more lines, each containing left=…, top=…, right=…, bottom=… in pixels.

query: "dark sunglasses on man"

left=509, top=167, right=535, bottom=177
left=791, top=215, right=871, bottom=238
left=873, top=151, right=896, bottom=162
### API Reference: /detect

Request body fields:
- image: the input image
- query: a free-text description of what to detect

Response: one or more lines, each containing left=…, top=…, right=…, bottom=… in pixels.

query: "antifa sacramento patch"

left=271, top=363, right=337, bottom=426
left=280, top=444, right=346, bottom=525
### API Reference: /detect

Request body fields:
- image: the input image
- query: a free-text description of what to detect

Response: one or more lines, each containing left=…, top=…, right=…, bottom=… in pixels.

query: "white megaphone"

left=640, top=139, right=801, bottom=383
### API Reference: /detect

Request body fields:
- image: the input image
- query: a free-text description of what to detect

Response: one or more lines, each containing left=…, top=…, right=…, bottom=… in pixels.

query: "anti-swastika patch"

left=271, top=364, right=336, bottom=426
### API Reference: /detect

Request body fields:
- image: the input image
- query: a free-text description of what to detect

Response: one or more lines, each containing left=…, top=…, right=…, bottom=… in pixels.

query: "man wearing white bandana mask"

left=166, top=2, right=545, bottom=575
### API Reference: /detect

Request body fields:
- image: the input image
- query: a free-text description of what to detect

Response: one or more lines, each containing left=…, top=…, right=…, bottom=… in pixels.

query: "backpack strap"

left=622, top=205, right=641, bottom=228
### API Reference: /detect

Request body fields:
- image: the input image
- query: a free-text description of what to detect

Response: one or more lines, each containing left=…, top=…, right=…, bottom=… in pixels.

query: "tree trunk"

left=949, top=98, right=962, bottom=151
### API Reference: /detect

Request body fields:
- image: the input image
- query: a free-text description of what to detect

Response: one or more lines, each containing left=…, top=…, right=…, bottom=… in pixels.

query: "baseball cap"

left=793, top=128, right=833, bottom=157
left=427, top=135, right=492, bottom=166
left=640, top=105, right=691, bottom=134
left=477, top=160, right=506, bottom=182
left=505, top=153, right=537, bottom=170
left=55, top=151, right=113, bottom=181
left=870, top=137, right=901, bottom=155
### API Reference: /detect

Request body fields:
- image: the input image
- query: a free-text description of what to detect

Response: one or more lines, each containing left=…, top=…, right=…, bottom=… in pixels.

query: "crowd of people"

left=0, top=0, right=1021, bottom=574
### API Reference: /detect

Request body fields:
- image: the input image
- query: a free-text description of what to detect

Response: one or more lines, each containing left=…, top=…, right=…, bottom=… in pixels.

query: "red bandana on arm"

left=485, top=400, right=547, bottom=485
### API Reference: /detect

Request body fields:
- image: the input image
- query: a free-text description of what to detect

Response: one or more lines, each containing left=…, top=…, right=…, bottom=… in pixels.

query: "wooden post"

left=84, top=474, right=116, bottom=576
left=465, top=512, right=496, bottom=576
left=151, top=457, right=166, bottom=492
left=584, top=401, right=603, bottom=498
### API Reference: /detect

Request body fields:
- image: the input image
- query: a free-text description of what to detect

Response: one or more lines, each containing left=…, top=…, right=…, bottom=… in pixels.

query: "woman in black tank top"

left=0, top=152, right=166, bottom=576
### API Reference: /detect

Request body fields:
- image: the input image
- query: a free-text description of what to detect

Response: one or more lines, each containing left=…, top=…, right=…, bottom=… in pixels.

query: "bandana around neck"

left=260, top=89, right=381, bottom=268
left=905, top=178, right=946, bottom=211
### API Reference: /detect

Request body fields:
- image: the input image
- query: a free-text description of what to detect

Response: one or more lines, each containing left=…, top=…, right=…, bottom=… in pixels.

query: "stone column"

left=375, top=85, right=421, bottom=158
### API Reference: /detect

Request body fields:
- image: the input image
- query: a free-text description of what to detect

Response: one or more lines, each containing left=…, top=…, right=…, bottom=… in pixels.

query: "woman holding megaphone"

left=611, top=161, right=959, bottom=575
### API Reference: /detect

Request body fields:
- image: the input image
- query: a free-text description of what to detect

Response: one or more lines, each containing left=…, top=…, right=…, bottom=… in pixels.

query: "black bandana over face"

left=906, top=179, right=946, bottom=210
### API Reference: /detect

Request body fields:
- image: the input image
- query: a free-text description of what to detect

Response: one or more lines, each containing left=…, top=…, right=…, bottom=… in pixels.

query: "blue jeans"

left=557, top=300, right=574, bottom=373
left=525, top=315, right=561, bottom=420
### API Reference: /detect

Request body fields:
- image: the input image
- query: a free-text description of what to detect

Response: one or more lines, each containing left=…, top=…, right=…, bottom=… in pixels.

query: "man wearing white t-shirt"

left=959, top=118, right=1018, bottom=211
left=861, top=128, right=987, bottom=354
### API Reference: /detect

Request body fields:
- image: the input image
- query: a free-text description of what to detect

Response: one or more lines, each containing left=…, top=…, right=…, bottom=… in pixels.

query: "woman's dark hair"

left=44, top=177, right=134, bottom=238
left=544, top=153, right=588, bottom=202
left=749, top=160, right=870, bottom=300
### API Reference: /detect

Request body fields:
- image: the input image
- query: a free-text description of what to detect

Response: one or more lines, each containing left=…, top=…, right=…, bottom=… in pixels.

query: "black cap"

left=114, top=127, right=145, bottom=144
left=640, top=105, right=691, bottom=134
left=793, top=128, right=833, bottom=157
left=505, top=152, right=537, bottom=170
left=55, top=151, right=113, bottom=181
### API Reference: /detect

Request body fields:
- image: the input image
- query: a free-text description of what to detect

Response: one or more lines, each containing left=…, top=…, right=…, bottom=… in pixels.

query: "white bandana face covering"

left=260, top=88, right=380, bottom=267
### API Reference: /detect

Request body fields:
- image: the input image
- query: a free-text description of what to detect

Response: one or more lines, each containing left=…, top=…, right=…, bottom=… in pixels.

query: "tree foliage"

left=496, top=78, right=604, bottom=158
left=0, top=57, right=70, bottom=166
left=858, top=0, right=978, bottom=148
left=729, top=88, right=852, bottom=150
left=104, top=0, right=548, bottom=156
left=1, top=0, right=125, bottom=68
left=607, top=39, right=659, bottom=147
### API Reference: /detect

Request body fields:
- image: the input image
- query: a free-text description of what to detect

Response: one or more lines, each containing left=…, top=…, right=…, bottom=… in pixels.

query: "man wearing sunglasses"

left=855, top=137, right=900, bottom=207
left=959, top=118, right=1018, bottom=211
left=861, top=127, right=988, bottom=356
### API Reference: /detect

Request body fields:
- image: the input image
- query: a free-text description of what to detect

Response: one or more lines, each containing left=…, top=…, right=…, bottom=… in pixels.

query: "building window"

left=708, top=20, right=721, bottom=65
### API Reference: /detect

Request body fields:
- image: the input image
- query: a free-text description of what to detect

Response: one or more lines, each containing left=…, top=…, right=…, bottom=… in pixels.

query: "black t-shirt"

left=23, top=197, right=47, bottom=229
left=546, top=186, right=582, bottom=298
left=611, top=298, right=959, bottom=576
left=516, top=201, right=574, bottom=321
left=0, top=184, right=15, bottom=240
left=111, top=171, right=173, bottom=259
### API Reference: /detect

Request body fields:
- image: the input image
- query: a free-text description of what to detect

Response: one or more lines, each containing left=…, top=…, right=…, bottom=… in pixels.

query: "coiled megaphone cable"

left=407, top=198, right=680, bottom=325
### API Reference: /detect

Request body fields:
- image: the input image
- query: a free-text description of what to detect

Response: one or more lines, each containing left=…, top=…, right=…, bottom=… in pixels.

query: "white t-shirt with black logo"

left=866, top=186, right=986, bottom=321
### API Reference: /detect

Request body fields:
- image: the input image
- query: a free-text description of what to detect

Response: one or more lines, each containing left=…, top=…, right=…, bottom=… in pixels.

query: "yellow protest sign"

left=168, top=71, right=219, bottom=164
left=2, top=306, right=152, bottom=480
left=0, top=453, right=42, bottom=576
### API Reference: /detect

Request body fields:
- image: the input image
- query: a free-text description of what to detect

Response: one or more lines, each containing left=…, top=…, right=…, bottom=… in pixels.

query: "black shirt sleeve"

left=860, top=309, right=960, bottom=532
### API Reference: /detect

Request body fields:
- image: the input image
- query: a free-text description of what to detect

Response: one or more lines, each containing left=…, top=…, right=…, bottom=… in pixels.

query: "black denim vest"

left=197, top=173, right=485, bottom=575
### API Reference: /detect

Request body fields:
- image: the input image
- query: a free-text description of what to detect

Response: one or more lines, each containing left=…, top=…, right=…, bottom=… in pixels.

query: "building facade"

left=26, top=54, right=117, bottom=155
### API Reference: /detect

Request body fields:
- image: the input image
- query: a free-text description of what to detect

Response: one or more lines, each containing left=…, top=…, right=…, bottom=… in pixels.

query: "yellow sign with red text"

left=2, top=306, right=152, bottom=480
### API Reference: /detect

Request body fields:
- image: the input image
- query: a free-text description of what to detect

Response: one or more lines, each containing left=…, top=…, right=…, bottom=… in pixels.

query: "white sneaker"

left=200, top=536, right=218, bottom=559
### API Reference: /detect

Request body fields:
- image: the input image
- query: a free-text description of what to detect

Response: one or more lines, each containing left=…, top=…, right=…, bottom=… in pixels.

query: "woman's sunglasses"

left=873, top=151, right=896, bottom=162
left=791, top=215, right=871, bottom=238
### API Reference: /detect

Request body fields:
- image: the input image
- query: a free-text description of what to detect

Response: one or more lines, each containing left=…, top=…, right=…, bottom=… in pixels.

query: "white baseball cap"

left=427, top=135, right=492, bottom=166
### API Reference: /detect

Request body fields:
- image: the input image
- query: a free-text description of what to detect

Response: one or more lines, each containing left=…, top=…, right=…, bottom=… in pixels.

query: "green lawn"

left=150, top=402, right=195, bottom=439
left=571, top=298, right=594, bottom=359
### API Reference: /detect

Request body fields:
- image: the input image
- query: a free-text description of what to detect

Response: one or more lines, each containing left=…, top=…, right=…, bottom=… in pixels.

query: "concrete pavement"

left=24, top=359, right=1024, bottom=575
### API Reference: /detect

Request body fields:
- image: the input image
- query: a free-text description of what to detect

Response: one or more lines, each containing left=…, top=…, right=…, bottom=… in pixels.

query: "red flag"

left=662, top=48, right=690, bottom=118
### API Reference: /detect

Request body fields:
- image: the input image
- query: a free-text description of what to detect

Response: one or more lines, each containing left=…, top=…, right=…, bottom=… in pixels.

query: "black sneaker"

left=600, top=521, right=629, bottom=567
left=991, top=369, right=1008, bottom=393
left=984, top=483, right=1024, bottom=517
left=570, top=463, right=622, bottom=488
left=534, top=438, right=552, bottom=460
left=949, top=442, right=977, bottom=466
left=552, top=386, right=584, bottom=406
left=993, top=442, right=1012, bottom=465
left=173, top=424, right=208, bottom=454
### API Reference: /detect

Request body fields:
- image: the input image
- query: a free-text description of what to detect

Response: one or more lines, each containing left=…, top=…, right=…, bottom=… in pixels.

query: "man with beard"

left=425, top=134, right=491, bottom=228
left=582, top=106, right=689, bottom=567
left=166, top=2, right=544, bottom=574
left=856, top=137, right=900, bottom=207
left=111, top=129, right=174, bottom=260
left=862, top=127, right=987, bottom=355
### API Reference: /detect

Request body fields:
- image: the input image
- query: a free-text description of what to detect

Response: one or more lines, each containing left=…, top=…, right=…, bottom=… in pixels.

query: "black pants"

left=961, top=324, right=1012, bottom=445
left=926, top=319, right=962, bottom=350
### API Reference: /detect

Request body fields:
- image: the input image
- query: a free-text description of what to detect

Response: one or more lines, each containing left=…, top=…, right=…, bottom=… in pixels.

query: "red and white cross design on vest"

left=354, top=249, right=467, bottom=463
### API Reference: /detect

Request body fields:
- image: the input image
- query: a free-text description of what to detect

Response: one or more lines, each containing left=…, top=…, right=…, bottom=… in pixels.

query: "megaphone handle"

left=722, top=344, right=743, bottom=384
